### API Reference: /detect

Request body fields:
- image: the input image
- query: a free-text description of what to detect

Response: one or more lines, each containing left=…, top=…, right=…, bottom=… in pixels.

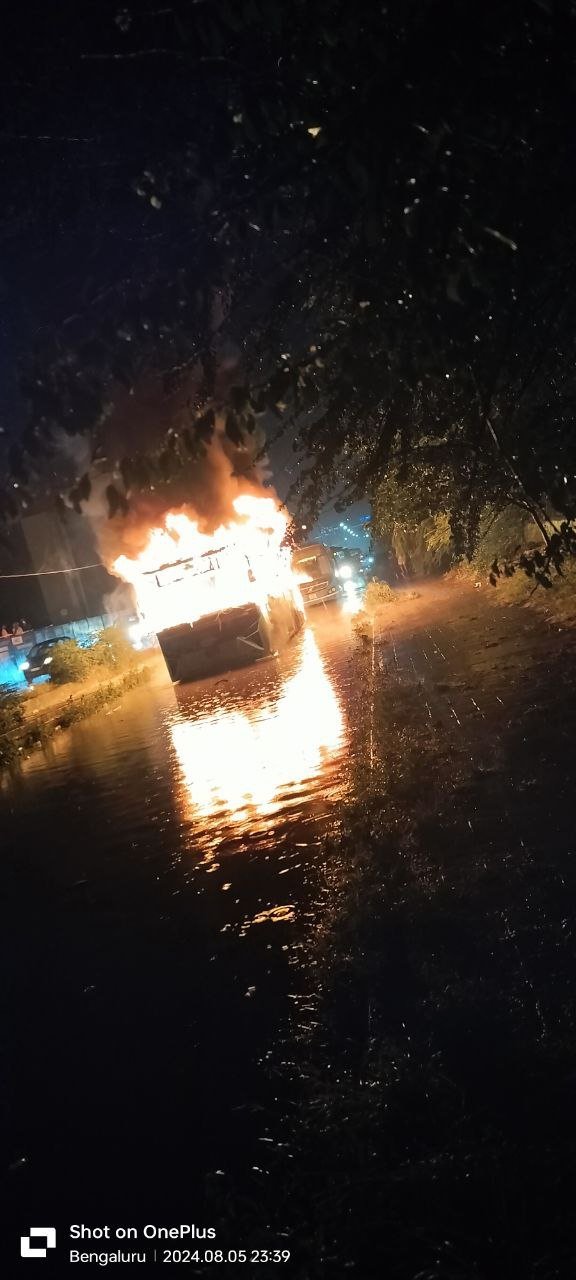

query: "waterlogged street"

left=5, top=580, right=576, bottom=1277
left=3, top=603, right=356, bottom=1228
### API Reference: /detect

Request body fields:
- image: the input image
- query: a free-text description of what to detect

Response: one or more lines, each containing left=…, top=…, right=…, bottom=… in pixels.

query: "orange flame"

left=112, top=494, right=303, bottom=632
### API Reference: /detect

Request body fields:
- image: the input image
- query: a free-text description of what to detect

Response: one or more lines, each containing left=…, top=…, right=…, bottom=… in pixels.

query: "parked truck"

left=291, top=543, right=341, bottom=607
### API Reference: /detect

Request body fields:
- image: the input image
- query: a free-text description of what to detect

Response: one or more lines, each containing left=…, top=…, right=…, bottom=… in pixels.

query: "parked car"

left=20, top=637, right=73, bottom=684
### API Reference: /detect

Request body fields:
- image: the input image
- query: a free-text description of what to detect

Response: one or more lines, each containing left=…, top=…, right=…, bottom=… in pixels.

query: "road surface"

left=4, top=580, right=576, bottom=1261
left=3, top=603, right=357, bottom=1231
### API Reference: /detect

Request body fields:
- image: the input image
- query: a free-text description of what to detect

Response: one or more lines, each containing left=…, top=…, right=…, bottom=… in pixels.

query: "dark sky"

left=0, top=3, right=203, bottom=432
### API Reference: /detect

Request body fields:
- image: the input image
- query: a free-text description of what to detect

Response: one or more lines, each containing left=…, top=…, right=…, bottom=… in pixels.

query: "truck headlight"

left=20, top=661, right=30, bottom=671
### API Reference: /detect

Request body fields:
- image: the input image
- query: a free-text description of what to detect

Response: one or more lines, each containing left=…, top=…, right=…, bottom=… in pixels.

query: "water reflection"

left=170, top=628, right=346, bottom=850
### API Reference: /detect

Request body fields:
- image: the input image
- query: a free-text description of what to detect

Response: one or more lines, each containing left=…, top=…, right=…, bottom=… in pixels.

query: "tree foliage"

left=48, top=639, right=93, bottom=685
left=3, top=1, right=576, bottom=545
left=48, top=626, right=134, bottom=684
left=89, top=625, right=133, bottom=671
left=489, top=522, right=576, bottom=590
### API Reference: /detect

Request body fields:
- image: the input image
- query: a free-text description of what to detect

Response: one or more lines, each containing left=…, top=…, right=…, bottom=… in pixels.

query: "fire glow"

left=171, top=628, right=346, bottom=847
left=112, top=494, right=303, bottom=633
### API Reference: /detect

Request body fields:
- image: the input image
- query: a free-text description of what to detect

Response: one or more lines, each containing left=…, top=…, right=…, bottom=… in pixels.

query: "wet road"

left=3, top=605, right=356, bottom=1226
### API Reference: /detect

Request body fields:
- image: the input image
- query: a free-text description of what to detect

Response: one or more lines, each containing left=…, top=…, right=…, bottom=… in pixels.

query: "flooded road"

left=3, top=605, right=356, bottom=1226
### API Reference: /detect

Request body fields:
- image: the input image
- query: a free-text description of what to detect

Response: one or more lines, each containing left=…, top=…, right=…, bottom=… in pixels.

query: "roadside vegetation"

left=48, top=626, right=134, bottom=685
left=371, top=479, right=576, bottom=628
left=453, top=550, right=576, bottom=626
left=451, top=506, right=576, bottom=624
left=489, top=560, right=576, bottom=625
left=0, top=627, right=151, bottom=769
left=0, top=666, right=150, bottom=769
left=353, top=581, right=422, bottom=641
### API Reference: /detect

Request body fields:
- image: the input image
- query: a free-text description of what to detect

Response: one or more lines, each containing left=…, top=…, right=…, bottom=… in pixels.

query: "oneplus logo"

left=20, top=1228, right=56, bottom=1258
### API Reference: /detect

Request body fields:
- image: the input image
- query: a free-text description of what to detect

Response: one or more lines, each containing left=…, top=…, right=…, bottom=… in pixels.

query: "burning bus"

left=112, top=495, right=306, bottom=683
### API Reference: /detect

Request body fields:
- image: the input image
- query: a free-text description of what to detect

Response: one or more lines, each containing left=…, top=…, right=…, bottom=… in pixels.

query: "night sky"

left=1, top=4, right=203, bottom=433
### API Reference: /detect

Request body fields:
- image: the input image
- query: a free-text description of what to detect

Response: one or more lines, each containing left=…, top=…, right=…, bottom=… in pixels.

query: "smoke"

left=76, top=415, right=276, bottom=572
left=102, top=580, right=137, bottom=621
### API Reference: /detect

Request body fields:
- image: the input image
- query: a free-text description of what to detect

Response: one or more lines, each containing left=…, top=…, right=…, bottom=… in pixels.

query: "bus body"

left=143, top=546, right=305, bottom=683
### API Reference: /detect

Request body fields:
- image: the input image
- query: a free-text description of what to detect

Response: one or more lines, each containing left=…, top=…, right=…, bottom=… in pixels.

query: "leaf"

left=195, top=408, right=215, bottom=441
left=158, top=449, right=180, bottom=481
left=483, top=226, right=518, bottom=252
left=105, top=484, right=129, bottom=519
left=69, top=472, right=92, bottom=513
left=225, top=410, right=244, bottom=446
left=230, top=385, right=250, bottom=412
left=120, top=458, right=134, bottom=491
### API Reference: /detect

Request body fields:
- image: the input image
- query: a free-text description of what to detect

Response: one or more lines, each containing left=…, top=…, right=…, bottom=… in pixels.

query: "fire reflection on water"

left=170, top=628, right=346, bottom=850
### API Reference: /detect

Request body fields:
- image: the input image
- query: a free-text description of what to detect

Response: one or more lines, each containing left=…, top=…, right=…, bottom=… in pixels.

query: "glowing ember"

left=112, top=494, right=303, bottom=633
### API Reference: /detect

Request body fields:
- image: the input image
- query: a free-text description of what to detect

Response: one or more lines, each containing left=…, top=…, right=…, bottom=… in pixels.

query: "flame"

left=170, top=628, right=345, bottom=847
left=112, top=494, right=303, bottom=632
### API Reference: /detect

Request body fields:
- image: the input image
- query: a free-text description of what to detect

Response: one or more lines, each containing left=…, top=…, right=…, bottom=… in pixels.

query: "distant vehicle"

left=334, top=549, right=369, bottom=590
left=292, top=543, right=341, bottom=606
left=20, top=637, right=73, bottom=683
